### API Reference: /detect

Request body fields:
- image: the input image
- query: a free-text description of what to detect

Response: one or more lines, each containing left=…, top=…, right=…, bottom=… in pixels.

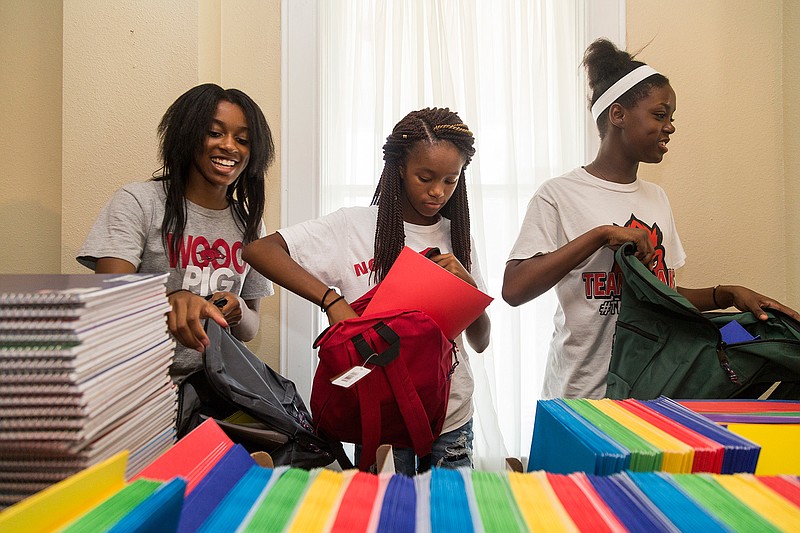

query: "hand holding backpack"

left=607, top=241, right=800, bottom=400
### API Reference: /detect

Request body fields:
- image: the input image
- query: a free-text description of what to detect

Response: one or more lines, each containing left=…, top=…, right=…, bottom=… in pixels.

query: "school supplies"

left=362, top=246, right=493, bottom=340
left=0, top=451, right=128, bottom=533
left=529, top=397, right=761, bottom=476
left=0, top=272, right=176, bottom=508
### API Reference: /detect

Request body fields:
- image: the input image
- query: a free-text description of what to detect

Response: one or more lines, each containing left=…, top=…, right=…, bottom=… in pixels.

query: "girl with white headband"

left=501, top=38, right=799, bottom=400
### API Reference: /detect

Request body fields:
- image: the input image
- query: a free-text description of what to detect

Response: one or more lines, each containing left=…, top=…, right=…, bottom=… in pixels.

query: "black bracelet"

left=712, top=285, right=722, bottom=309
left=319, top=287, right=336, bottom=309
left=321, top=295, right=345, bottom=313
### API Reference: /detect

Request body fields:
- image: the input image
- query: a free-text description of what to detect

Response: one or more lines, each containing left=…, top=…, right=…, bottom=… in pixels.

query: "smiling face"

left=620, top=84, right=676, bottom=164
left=187, top=100, right=251, bottom=203
left=400, top=141, right=466, bottom=226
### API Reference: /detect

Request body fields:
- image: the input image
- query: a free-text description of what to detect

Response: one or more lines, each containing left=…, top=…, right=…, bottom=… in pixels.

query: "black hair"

left=583, top=38, right=670, bottom=138
left=154, top=83, right=275, bottom=258
left=370, top=107, right=476, bottom=283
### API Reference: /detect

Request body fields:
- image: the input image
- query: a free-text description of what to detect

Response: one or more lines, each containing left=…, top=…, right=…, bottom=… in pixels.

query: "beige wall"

left=785, top=2, right=800, bottom=306
left=627, top=0, right=798, bottom=307
left=0, top=0, right=282, bottom=368
left=0, top=1, right=63, bottom=273
left=1, top=1, right=797, bottom=373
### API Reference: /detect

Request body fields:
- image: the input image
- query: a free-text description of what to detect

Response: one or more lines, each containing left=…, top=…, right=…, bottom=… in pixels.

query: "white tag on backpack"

left=331, top=366, right=371, bottom=388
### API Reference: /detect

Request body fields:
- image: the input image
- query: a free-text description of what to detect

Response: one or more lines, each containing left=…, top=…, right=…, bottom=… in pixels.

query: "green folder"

left=563, top=398, right=662, bottom=472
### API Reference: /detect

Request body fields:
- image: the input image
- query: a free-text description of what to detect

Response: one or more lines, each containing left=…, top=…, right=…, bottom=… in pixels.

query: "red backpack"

left=310, top=255, right=458, bottom=471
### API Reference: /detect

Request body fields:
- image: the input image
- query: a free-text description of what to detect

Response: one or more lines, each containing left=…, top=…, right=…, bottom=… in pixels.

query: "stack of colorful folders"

left=529, top=396, right=761, bottom=475
left=0, top=273, right=177, bottom=509
left=678, top=399, right=800, bottom=475
left=3, top=418, right=800, bottom=532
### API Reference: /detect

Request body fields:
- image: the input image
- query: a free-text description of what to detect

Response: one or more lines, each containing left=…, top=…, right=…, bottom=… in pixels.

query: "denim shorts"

left=355, top=419, right=474, bottom=476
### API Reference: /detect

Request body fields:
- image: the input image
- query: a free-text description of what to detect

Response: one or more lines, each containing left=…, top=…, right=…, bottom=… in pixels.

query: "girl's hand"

left=167, top=290, right=228, bottom=352
left=209, top=291, right=244, bottom=327
left=716, top=285, right=800, bottom=322
left=325, top=300, right=359, bottom=325
left=428, top=252, right=478, bottom=287
left=604, top=226, right=655, bottom=268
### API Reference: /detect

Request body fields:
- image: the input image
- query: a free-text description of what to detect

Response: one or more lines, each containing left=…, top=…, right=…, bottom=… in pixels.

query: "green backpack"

left=606, top=242, right=800, bottom=400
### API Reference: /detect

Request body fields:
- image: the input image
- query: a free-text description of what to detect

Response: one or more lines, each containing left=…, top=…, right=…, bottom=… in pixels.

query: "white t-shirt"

left=508, top=167, right=686, bottom=399
left=279, top=205, right=487, bottom=433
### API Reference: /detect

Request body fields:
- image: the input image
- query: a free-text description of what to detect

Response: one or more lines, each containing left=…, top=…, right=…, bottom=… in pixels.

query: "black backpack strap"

left=350, top=322, right=400, bottom=367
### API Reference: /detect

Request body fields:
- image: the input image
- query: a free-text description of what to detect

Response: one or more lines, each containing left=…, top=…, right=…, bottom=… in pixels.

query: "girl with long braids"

left=503, top=39, right=799, bottom=400
left=243, top=107, right=491, bottom=474
left=78, top=83, right=275, bottom=382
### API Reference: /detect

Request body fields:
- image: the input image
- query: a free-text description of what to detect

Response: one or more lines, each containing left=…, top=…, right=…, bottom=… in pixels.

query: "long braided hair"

left=370, top=107, right=476, bottom=283
left=154, top=83, right=275, bottom=259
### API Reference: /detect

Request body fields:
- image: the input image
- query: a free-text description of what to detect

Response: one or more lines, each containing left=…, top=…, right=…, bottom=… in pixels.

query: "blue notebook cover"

left=719, top=320, right=759, bottom=344
left=177, top=444, right=256, bottom=533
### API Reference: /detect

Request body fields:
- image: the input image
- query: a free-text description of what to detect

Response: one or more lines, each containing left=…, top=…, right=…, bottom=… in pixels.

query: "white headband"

left=590, top=65, right=660, bottom=122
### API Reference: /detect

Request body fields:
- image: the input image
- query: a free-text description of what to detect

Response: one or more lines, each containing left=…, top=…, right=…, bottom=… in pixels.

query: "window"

left=282, top=0, right=624, bottom=467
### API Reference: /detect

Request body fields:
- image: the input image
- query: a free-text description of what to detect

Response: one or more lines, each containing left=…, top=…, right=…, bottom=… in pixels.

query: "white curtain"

left=284, top=0, right=624, bottom=470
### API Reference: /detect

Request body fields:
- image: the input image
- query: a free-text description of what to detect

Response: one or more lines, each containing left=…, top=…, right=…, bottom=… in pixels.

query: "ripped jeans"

left=355, top=419, right=474, bottom=476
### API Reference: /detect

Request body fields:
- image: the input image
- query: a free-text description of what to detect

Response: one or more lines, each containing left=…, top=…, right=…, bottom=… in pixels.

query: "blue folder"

left=644, top=397, right=760, bottom=474
left=177, top=444, right=256, bottom=533
left=588, top=473, right=677, bottom=533
left=430, top=467, right=474, bottom=533
left=627, top=472, right=731, bottom=533
left=376, top=474, right=417, bottom=533
left=528, top=399, right=629, bottom=474
left=107, top=477, right=186, bottom=533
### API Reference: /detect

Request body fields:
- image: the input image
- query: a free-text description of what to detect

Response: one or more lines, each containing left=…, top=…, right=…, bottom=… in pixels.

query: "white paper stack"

left=0, top=272, right=177, bottom=509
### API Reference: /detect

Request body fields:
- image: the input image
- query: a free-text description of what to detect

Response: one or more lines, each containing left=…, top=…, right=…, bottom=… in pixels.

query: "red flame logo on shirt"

left=620, top=214, right=671, bottom=286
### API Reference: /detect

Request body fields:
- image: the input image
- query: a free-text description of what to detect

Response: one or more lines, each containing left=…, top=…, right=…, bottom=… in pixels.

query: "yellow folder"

left=591, top=399, right=694, bottom=473
left=0, top=451, right=128, bottom=533
left=725, top=423, right=800, bottom=475
left=508, top=471, right=579, bottom=532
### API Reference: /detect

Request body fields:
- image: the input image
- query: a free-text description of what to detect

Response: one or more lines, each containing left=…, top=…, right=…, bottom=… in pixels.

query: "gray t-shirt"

left=77, top=180, right=273, bottom=379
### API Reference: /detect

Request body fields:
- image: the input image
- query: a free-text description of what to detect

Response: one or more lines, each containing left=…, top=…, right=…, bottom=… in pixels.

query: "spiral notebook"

left=0, top=272, right=176, bottom=508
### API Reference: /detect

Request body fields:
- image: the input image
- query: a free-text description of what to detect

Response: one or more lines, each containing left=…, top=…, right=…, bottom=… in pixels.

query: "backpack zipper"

left=715, top=343, right=739, bottom=384
left=448, top=341, right=460, bottom=380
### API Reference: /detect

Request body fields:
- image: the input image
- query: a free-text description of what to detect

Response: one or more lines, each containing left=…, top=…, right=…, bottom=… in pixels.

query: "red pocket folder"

left=362, top=246, right=493, bottom=339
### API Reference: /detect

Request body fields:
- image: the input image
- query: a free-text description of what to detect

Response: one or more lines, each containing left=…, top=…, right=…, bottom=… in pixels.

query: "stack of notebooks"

left=0, top=273, right=177, bottom=509
left=529, top=396, right=762, bottom=475
left=3, top=419, right=800, bottom=532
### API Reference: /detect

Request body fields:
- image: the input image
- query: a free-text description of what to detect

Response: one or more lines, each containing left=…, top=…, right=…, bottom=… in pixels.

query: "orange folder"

left=362, top=246, right=493, bottom=339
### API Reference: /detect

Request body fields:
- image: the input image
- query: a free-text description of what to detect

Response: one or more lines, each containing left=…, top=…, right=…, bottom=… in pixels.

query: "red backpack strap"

left=352, top=322, right=436, bottom=463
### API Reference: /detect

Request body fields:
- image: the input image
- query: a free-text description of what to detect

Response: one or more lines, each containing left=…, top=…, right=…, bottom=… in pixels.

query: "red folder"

left=362, top=246, right=493, bottom=339
left=618, top=399, right=724, bottom=473
left=133, top=418, right=234, bottom=494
